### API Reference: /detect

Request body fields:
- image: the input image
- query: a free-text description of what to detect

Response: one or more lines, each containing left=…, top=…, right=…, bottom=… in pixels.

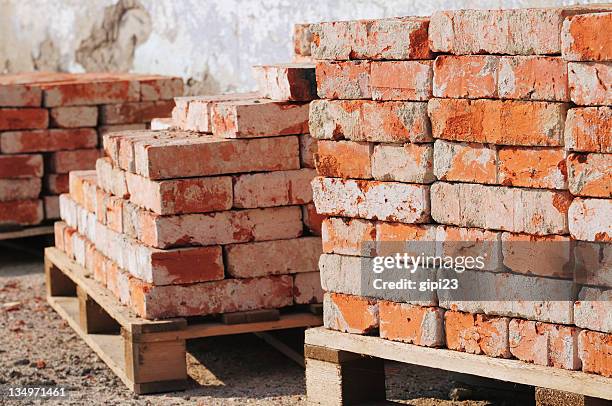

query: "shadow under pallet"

left=44, top=246, right=322, bottom=394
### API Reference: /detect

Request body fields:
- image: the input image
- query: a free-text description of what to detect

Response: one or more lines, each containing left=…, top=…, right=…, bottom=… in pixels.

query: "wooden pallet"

left=0, top=224, right=54, bottom=241
left=304, top=327, right=612, bottom=406
left=44, top=247, right=323, bottom=394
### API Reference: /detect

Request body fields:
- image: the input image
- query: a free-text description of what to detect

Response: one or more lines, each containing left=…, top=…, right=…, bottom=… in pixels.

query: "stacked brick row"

left=54, top=59, right=324, bottom=320
left=0, top=72, right=182, bottom=227
left=309, top=7, right=611, bottom=378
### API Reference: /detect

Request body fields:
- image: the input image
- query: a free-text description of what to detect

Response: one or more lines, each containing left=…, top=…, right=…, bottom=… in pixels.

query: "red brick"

left=309, top=100, right=431, bottom=143
left=568, top=62, right=612, bottom=106
left=0, top=178, right=41, bottom=201
left=54, top=221, right=67, bottom=251
left=436, top=226, right=503, bottom=272
left=293, top=23, right=312, bottom=57
left=232, top=168, right=315, bottom=209
left=322, top=217, right=376, bottom=257
left=498, top=56, right=568, bottom=102
left=0, top=84, right=41, bottom=107
left=0, top=154, right=43, bottom=178
left=68, top=170, right=96, bottom=207
left=433, top=140, right=497, bottom=184
left=315, top=61, right=371, bottom=99
left=0, top=128, right=97, bottom=153
left=567, top=153, right=612, bottom=197
left=211, top=99, right=309, bottom=138
left=44, top=174, right=69, bottom=194
left=564, top=107, right=612, bottom=153
left=568, top=198, right=611, bottom=242
left=49, top=106, right=98, bottom=128
left=95, top=157, right=128, bottom=199
left=578, top=330, right=612, bottom=377
left=445, top=311, right=511, bottom=357
left=315, top=140, right=372, bottom=179
left=372, top=143, right=434, bottom=183
left=92, top=249, right=107, bottom=285
left=574, top=287, right=611, bottom=333
left=0, top=108, right=48, bottom=130
left=47, top=149, right=101, bottom=174
left=150, top=117, right=173, bottom=130
left=293, top=272, right=323, bottom=304
left=132, top=132, right=300, bottom=180
left=126, top=171, right=232, bottom=215
left=429, top=98, right=568, bottom=146
left=323, top=292, right=378, bottom=334
left=562, top=12, right=612, bottom=61
left=501, top=233, right=572, bottom=279
left=310, top=17, right=431, bottom=60
left=302, top=203, right=324, bottom=236
left=254, top=63, right=316, bottom=101
left=42, top=80, right=140, bottom=107
left=99, top=100, right=175, bottom=125
left=375, top=222, right=437, bottom=257
left=44, top=195, right=60, bottom=219
left=105, top=196, right=123, bottom=233
left=497, top=147, right=567, bottom=189
left=379, top=301, right=444, bottom=347
left=299, top=134, right=317, bottom=169
left=0, top=199, right=43, bottom=225
left=98, top=123, right=147, bottom=139
left=433, top=55, right=498, bottom=99
left=139, top=77, right=183, bottom=101
left=224, top=237, right=321, bottom=278
left=509, top=319, right=581, bottom=370
left=370, top=61, right=432, bottom=101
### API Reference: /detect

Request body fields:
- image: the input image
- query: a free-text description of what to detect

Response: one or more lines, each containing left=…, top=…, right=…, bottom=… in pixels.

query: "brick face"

left=562, top=12, right=612, bottom=61
left=568, top=62, right=612, bottom=106
left=315, top=140, right=373, bottom=179
left=564, top=107, right=611, bottom=153
left=370, top=61, right=432, bottom=101
left=315, top=61, right=371, bottom=100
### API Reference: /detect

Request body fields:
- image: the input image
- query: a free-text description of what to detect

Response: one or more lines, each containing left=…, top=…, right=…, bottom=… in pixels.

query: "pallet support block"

left=535, top=388, right=610, bottom=406
left=305, top=344, right=386, bottom=405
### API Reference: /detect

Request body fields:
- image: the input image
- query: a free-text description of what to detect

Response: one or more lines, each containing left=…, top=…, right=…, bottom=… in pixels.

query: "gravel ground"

left=0, top=238, right=524, bottom=406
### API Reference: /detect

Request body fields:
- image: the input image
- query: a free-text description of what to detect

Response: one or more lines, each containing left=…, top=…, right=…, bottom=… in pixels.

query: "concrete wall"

left=1, top=0, right=608, bottom=95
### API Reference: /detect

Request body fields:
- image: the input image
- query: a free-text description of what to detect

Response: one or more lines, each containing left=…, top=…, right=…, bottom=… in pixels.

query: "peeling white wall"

left=0, top=0, right=608, bottom=95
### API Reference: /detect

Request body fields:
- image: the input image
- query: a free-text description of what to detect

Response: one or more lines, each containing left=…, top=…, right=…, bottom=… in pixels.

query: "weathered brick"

left=375, top=222, right=437, bottom=258
left=224, top=237, right=321, bottom=278
left=428, top=99, right=568, bottom=146
left=132, top=132, right=300, bottom=180
left=568, top=62, right=612, bottom=105
left=99, top=100, right=175, bottom=125
left=501, top=233, right=572, bottom=279
left=233, top=168, right=315, bottom=209
left=429, top=8, right=604, bottom=55
left=126, top=171, right=232, bottom=215
left=0, top=178, right=41, bottom=201
left=497, top=147, right=567, bottom=189
left=315, top=140, right=372, bottom=179
left=568, top=198, right=611, bottom=241
left=433, top=140, right=497, bottom=184
left=44, top=195, right=60, bottom=219
left=0, top=83, right=41, bottom=107
left=0, top=108, right=48, bottom=130
left=254, top=63, right=316, bottom=101
left=49, top=106, right=98, bottom=128
left=0, top=128, right=98, bottom=153
left=97, top=123, right=147, bottom=139
left=139, top=76, right=183, bottom=101
left=562, top=12, right=612, bottom=61
left=564, top=107, right=611, bottom=153
left=370, top=61, right=432, bottom=101
left=498, top=56, right=568, bottom=102
left=578, top=330, right=612, bottom=377
left=211, top=99, right=309, bottom=138
left=509, top=319, right=581, bottom=370
left=302, top=203, right=324, bottom=236
left=293, top=272, right=323, bottom=304
left=312, top=177, right=430, bottom=224
left=310, top=17, right=431, bottom=60
left=150, top=117, right=173, bottom=130
left=315, top=61, right=371, bottom=99
left=445, top=311, right=511, bottom=357
left=42, top=79, right=140, bottom=107
left=436, top=226, right=503, bottom=272
left=0, top=154, right=43, bottom=178
left=293, top=23, right=313, bottom=57
left=172, top=93, right=258, bottom=133
left=47, top=149, right=101, bottom=174
left=44, top=174, right=69, bottom=194
left=0, top=199, right=43, bottom=226
left=574, top=287, right=611, bottom=333
left=567, top=153, right=612, bottom=197
left=139, top=206, right=304, bottom=249
left=299, top=134, right=317, bottom=169
left=372, top=143, right=434, bottom=183
left=323, top=292, right=378, bottom=334
left=431, top=182, right=571, bottom=235
left=54, top=221, right=67, bottom=251
left=322, top=217, right=376, bottom=256
left=379, top=301, right=444, bottom=347
left=95, top=157, right=128, bottom=198
left=309, top=99, right=431, bottom=143
left=433, top=55, right=499, bottom=99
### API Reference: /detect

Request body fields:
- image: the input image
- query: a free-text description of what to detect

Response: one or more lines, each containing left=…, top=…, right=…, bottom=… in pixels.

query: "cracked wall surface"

left=0, top=0, right=608, bottom=95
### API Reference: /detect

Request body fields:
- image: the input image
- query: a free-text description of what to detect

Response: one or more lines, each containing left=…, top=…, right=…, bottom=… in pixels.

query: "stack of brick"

left=54, top=58, right=323, bottom=320
left=0, top=72, right=182, bottom=227
left=310, top=7, right=611, bottom=378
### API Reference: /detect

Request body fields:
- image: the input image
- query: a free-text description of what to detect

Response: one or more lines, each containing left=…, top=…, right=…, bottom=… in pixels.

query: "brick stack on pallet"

left=309, top=6, right=611, bottom=380
left=53, top=56, right=324, bottom=320
left=0, top=72, right=182, bottom=228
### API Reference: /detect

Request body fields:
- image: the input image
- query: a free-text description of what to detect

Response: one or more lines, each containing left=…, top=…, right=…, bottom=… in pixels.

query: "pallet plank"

left=305, top=327, right=612, bottom=401
left=0, top=225, right=54, bottom=241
